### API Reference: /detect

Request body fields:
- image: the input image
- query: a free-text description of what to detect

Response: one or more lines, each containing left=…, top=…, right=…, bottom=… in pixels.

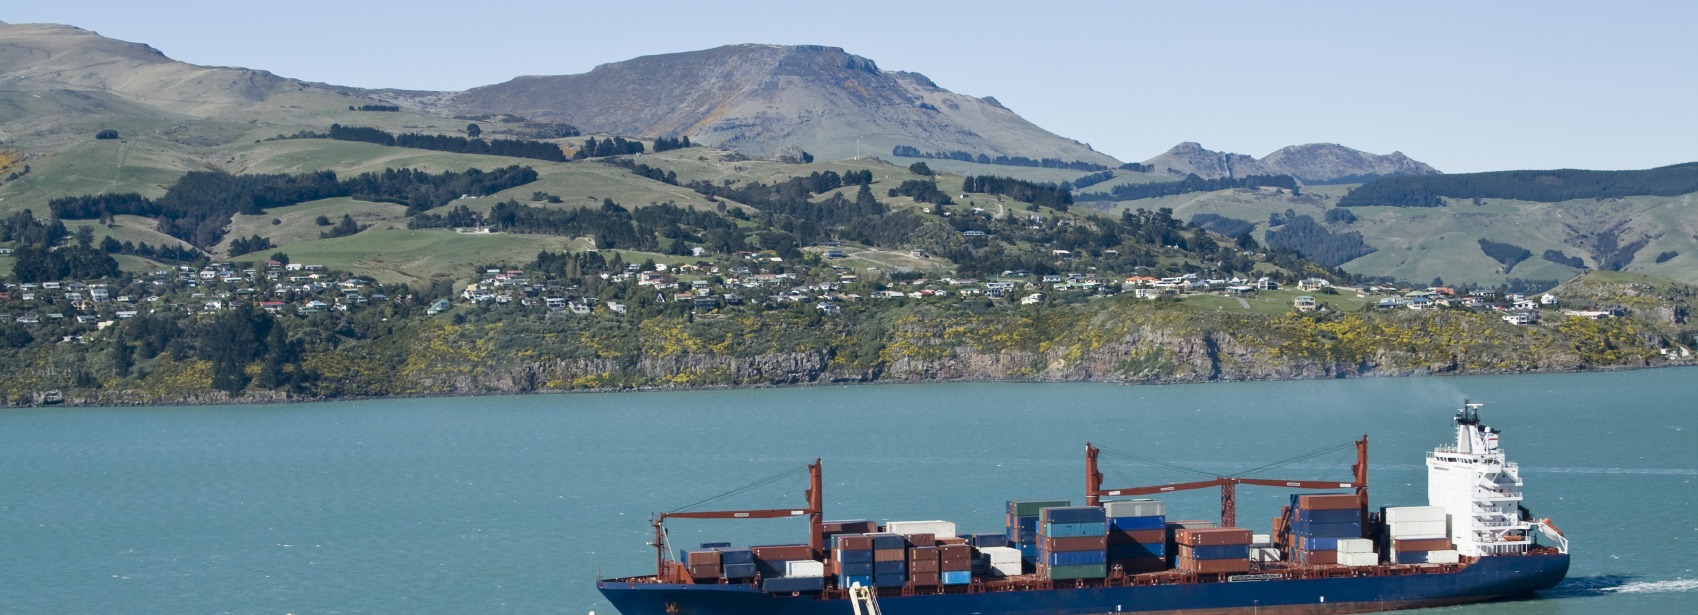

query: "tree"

left=466, top=123, right=482, bottom=138
left=96, top=129, right=120, bottom=140
left=908, top=161, right=934, bottom=176
left=75, top=225, right=95, bottom=248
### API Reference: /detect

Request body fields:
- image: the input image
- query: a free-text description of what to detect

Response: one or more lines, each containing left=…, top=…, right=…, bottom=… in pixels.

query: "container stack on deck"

left=752, top=544, right=824, bottom=592
left=1285, top=493, right=1363, bottom=566
left=1174, top=527, right=1253, bottom=574
left=869, top=533, right=908, bottom=587
left=1007, top=500, right=1069, bottom=573
left=834, top=535, right=875, bottom=588
left=1382, top=506, right=1459, bottom=564
left=1164, top=520, right=1218, bottom=568
left=1037, top=506, right=1109, bottom=580
left=1104, top=499, right=1169, bottom=574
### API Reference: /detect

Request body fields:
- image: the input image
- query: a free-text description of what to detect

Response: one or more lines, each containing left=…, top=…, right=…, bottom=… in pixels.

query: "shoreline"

left=8, top=359, right=1686, bottom=410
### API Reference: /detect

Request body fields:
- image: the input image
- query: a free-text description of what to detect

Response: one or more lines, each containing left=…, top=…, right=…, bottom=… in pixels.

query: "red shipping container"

left=751, top=545, right=813, bottom=561
left=1043, top=535, right=1108, bottom=552
left=687, top=564, right=722, bottom=578
left=936, top=536, right=967, bottom=546
left=1394, top=538, right=1454, bottom=552
left=874, top=548, right=905, bottom=562
left=686, top=550, right=721, bottom=566
left=906, top=533, right=936, bottom=548
left=939, top=544, right=972, bottom=560
left=1296, top=549, right=1338, bottom=565
left=1175, top=527, right=1253, bottom=547
left=908, top=546, right=939, bottom=562
left=910, top=559, right=939, bottom=573
left=1177, top=558, right=1251, bottom=574
left=838, top=535, right=873, bottom=550
left=910, top=572, right=939, bottom=586
left=1296, top=494, right=1360, bottom=510
left=823, top=520, right=876, bottom=534
left=940, top=558, right=971, bottom=572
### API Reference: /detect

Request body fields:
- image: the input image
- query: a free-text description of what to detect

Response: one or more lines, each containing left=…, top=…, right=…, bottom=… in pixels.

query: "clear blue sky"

left=8, top=1, right=1695, bottom=172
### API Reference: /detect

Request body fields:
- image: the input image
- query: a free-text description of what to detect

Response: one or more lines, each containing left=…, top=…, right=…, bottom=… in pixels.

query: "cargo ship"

left=597, top=402, right=1570, bottom=614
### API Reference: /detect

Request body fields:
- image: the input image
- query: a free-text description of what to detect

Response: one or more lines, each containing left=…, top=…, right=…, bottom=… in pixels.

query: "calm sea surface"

left=2, top=369, right=1695, bottom=614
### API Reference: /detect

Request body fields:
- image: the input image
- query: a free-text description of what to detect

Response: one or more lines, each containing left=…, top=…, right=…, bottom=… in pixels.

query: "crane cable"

left=669, top=464, right=810, bottom=514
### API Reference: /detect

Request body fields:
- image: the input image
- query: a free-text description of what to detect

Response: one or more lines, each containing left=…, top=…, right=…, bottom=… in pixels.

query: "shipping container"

left=942, top=570, right=972, bottom=585
left=751, top=544, right=813, bottom=561
left=837, top=535, right=873, bottom=550
left=1042, top=506, right=1108, bottom=525
left=1337, top=538, right=1374, bottom=554
left=906, top=533, right=936, bottom=548
left=839, top=561, right=873, bottom=576
left=1042, top=535, right=1108, bottom=552
left=1394, top=550, right=1431, bottom=565
left=1382, top=506, right=1447, bottom=525
left=965, top=533, right=1009, bottom=548
left=1103, top=499, right=1168, bottom=518
left=836, top=548, right=872, bottom=564
left=1249, top=546, right=1281, bottom=563
left=1177, top=544, right=1249, bottom=560
left=1176, top=558, right=1251, bottom=574
left=723, top=562, right=757, bottom=579
left=1174, top=527, right=1253, bottom=547
left=682, top=549, right=721, bottom=566
left=1008, top=500, right=1072, bottom=517
left=886, top=520, right=958, bottom=538
left=699, top=541, right=731, bottom=549
left=1293, top=508, right=1360, bottom=524
left=1294, top=549, right=1337, bottom=566
left=1047, top=550, right=1108, bottom=566
left=1108, top=542, right=1165, bottom=560
left=1338, top=551, right=1380, bottom=567
left=867, top=533, right=907, bottom=550
left=687, top=564, right=722, bottom=579
left=718, top=549, right=755, bottom=565
left=1107, top=515, right=1167, bottom=531
left=1043, top=563, right=1108, bottom=580
left=1427, top=550, right=1460, bottom=564
left=872, top=572, right=906, bottom=587
left=909, top=559, right=939, bottom=573
left=1107, top=528, right=1166, bottom=545
left=873, top=560, right=907, bottom=574
left=1393, top=537, right=1454, bottom=552
left=838, top=574, right=873, bottom=588
left=821, top=520, right=876, bottom=534
left=873, top=548, right=905, bottom=562
left=1043, top=521, right=1107, bottom=538
left=909, top=571, right=940, bottom=587
left=1389, top=520, right=1448, bottom=538
left=1290, top=520, right=1362, bottom=538
left=1296, top=536, right=1340, bottom=551
left=1293, top=493, right=1361, bottom=510
left=784, top=560, right=824, bottom=577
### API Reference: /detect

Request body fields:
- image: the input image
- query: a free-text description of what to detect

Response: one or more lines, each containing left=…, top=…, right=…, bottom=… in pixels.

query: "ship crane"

left=1085, top=437, right=1368, bottom=528
left=649, top=459, right=823, bottom=582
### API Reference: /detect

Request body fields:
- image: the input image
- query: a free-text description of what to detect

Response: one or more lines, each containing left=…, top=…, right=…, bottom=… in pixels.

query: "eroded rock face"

left=1143, top=142, right=1439, bottom=182
left=441, top=44, right=1118, bottom=165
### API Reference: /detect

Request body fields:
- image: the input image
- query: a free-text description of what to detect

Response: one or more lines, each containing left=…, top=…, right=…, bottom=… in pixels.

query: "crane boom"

left=1086, top=437, right=1368, bottom=527
left=652, top=459, right=824, bottom=580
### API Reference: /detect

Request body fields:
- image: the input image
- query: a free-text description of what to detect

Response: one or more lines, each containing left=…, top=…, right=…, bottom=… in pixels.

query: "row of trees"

left=1339, top=162, right=1698, bottom=206
left=652, top=136, right=692, bottom=152
left=963, top=175, right=1072, bottom=210
left=321, top=124, right=567, bottom=162
left=887, top=179, right=953, bottom=204
left=1074, top=174, right=1298, bottom=202
left=49, top=166, right=539, bottom=248
left=891, top=146, right=1110, bottom=172
left=574, top=137, right=645, bottom=159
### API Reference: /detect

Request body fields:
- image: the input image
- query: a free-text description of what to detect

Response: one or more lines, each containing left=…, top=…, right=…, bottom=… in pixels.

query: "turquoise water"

left=2, top=369, right=1695, bottom=614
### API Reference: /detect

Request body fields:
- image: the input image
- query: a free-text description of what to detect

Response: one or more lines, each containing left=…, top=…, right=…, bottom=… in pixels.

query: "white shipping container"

left=1104, top=499, right=1167, bottom=519
left=1388, top=520, right=1448, bottom=538
left=1249, top=547, right=1282, bottom=562
left=1338, top=551, right=1380, bottom=567
left=977, top=546, right=1023, bottom=565
left=990, top=561, right=1023, bottom=577
left=1251, top=534, right=1272, bottom=546
left=1383, top=506, right=1447, bottom=524
left=1426, top=550, right=1460, bottom=564
left=784, top=560, right=825, bottom=578
left=883, top=520, right=957, bottom=537
left=1337, top=538, right=1375, bottom=554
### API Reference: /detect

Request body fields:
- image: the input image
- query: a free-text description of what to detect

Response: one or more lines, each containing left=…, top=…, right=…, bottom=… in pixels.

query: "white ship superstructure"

left=1426, top=402, right=1535, bottom=557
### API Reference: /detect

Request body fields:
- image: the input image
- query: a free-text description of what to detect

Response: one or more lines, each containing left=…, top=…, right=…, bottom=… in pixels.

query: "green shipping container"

left=1009, top=500, right=1072, bottom=517
left=1044, top=563, right=1107, bottom=580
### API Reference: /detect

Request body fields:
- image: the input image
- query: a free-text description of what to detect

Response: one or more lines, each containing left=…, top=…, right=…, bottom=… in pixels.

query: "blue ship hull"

left=598, top=553, right=1569, bottom=615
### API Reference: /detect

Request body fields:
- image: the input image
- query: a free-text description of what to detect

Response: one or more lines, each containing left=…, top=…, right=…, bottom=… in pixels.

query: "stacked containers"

left=1336, top=538, right=1378, bottom=567
left=1164, top=520, right=1218, bottom=568
left=1104, top=499, right=1168, bottom=574
left=869, top=533, right=908, bottom=587
left=1007, top=500, right=1070, bottom=572
left=752, top=544, right=815, bottom=578
left=762, top=558, right=826, bottom=593
left=1174, top=527, right=1253, bottom=574
left=720, top=548, right=757, bottom=580
left=976, top=546, right=1024, bottom=577
left=939, top=544, right=973, bottom=585
left=834, top=535, right=875, bottom=588
left=1038, top=506, right=1108, bottom=580
left=908, top=545, right=940, bottom=587
left=1288, top=493, right=1362, bottom=566
left=1383, top=506, right=1456, bottom=564
left=680, top=548, right=722, bottom=581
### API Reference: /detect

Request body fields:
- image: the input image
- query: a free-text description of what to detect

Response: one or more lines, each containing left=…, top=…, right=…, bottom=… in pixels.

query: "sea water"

left=2, top=368, right=1694, bottom=613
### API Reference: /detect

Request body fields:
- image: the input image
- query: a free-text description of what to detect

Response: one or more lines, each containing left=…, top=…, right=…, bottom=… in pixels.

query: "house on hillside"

left=1293, top=295, right=1317, bottom=312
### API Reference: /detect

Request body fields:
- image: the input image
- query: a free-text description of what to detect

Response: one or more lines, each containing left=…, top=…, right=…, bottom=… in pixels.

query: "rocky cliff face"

left=1143, top=142, right=1439, bottom=182
left=438, top=44, right=1118, bottom=165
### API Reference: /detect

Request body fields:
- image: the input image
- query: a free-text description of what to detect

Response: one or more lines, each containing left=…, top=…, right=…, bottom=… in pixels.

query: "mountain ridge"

left=1142, top=141, right=1440, bottom=182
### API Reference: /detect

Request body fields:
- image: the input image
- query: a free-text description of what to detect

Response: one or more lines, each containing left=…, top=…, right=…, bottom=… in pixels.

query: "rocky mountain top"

left=1143, top=142, right=1439, bottom=182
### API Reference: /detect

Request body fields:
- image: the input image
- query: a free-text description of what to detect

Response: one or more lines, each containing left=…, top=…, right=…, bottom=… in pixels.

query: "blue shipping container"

left=873, top=573, right=907, bottom=587
left=1047, top=550, right=1107, bottom=566
left=1108, top=543, right=1164, bottom=560
left=1395, top=550, right=1430, bottom=565
left=1042, top=506, right=1108, bottom=524
left=869, top=533, right=906, bottom=549
left=967, top=533, right=1009, bottom=548
left=718, top=549, right=755, bottom=565
left=942, top=570, right=972, bottom=585
left=1184, top=544, right=1250, bottom=560
left=1109, top=515, right=1167, bottom=531
left=1017, top=516, right=1039, bottom=530
left=837, top=549, right=872, bottom=564
left=1295, top=508, right=1361, bottom=524
left=1292, top=520, right=1362, bottom=538
left=1044, top=522, right=1107, bottom=538
left=723, top=563, right=757, bottom=579
left=873, top=560, right=907, bottom=574
left=839, top=574, right=873, bottom=588
left=700, top=542, right=731, bottom=549
left=840, top=561, right=874, bottom=576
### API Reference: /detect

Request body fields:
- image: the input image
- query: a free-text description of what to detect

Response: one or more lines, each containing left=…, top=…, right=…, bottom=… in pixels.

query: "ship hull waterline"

left=598, top=553, right=1568, bottom=615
